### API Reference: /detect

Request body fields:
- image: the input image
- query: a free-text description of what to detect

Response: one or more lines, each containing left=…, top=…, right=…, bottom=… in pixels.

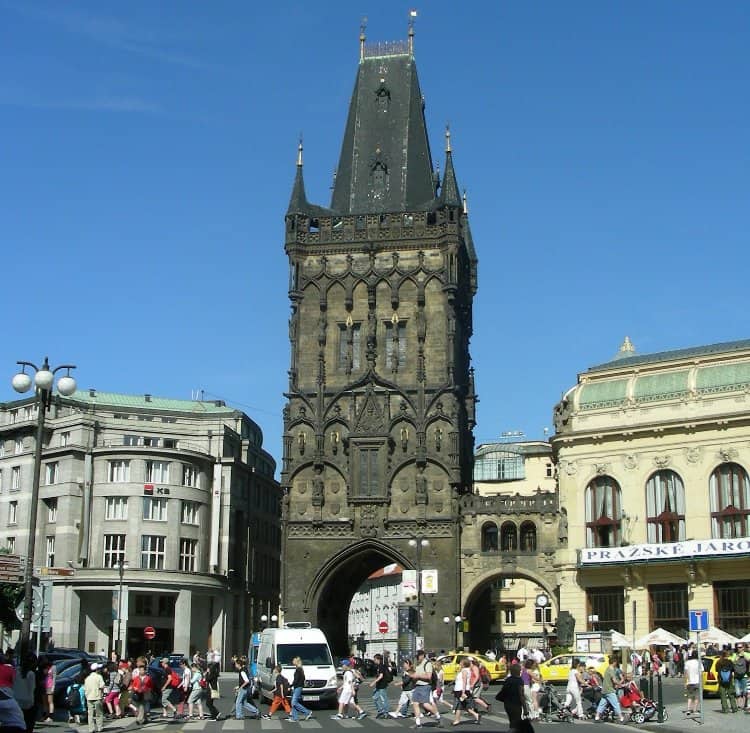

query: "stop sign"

left=144, top=626, right=156, bottom=640
left=378, top=620, right=388, bottom=634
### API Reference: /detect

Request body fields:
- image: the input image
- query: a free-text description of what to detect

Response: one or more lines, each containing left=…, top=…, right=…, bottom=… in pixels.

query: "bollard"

left=657, top=673, right=664, bottom=723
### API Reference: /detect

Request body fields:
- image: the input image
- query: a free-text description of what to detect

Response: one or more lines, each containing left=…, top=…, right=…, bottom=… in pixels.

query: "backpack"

left=719, top=667, right=732, bottom=685
left=430, top=669, right=439, bottom=691
left=169, top=670, right=181, bottom=688
left=381, top=665, right=393, bottom=684
left=199, top=676, right=207, bottom=689
left=734, top=656, right=748, bottom=679
left=479, top=666, right=491, bottom=690
left=66, top=684, right=81, bottom=710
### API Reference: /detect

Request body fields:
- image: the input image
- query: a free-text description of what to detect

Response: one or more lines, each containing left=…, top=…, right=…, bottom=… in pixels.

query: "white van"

left=256, top=622, right=337, bottom=708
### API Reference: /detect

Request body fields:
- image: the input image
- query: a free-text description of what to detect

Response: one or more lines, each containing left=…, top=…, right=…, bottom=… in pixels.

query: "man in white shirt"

left=683, top=651, right=701, bottom=716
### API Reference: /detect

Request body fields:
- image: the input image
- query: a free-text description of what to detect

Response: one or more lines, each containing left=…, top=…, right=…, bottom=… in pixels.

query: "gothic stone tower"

left=281, top=29, right=478, bottom=652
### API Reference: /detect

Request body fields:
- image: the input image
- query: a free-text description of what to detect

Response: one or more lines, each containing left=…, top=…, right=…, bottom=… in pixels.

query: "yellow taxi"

left=435, top=653, right=506, bottom=683
left=538, top=653, right=611, bottom=683
left=701, top=656, right=720, bottom=697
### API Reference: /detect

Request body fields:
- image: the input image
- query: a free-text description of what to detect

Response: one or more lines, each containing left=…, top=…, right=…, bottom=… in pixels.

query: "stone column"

left=174, top=588, right=193, bottom=655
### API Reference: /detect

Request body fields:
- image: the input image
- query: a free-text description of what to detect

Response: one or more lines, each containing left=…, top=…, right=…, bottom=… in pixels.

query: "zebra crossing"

left=73, top=711, right=507, bottom=732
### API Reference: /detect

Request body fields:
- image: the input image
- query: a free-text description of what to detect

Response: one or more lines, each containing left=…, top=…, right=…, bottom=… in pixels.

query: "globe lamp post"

left=12, top=357, right=77, bottom=653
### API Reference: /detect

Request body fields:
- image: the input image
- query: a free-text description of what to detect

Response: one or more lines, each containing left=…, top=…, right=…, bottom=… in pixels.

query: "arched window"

left=501, top=521, right=518, bottom=552
left=520, top=521, right=537, bottom=552
left=710, top=462, right=750, bottom=538
left=646, top=470, right=686, bottom=543
left=481, top=523, right=499, bottom=552
left=585, top=475, right=622, bottom=548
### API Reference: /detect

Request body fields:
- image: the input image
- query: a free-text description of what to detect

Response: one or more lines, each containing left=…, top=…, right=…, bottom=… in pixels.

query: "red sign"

left=144, top=626, right=156, bottom=640
left=378, top=621, right=389, bottom=634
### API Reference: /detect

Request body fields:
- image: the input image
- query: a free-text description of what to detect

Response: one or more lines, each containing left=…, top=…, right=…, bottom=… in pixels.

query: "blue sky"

left=3, top=1, right=749, bottom=472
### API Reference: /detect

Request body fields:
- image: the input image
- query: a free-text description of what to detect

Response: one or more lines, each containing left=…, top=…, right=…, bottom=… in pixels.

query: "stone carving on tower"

left=279, top=22, right=478, bottom=647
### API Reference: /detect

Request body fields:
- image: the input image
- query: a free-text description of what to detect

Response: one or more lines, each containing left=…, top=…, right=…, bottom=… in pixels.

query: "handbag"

left=211, top=688, right=220, bottom=699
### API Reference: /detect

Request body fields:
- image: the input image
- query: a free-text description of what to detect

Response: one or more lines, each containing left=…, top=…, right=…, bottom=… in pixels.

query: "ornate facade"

left=280, top=30, right=478, bottom=653
left=552, top=338, right=750, bottom=640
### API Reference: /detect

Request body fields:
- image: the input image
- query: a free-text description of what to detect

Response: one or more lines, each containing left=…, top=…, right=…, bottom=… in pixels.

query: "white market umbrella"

left=635, top=627, right=687, bottom=647
left=741, top=632, right=750, bottom=643
left=609, top=630, right=632, bottom=649
left=697, top=626, right=740, bottom=646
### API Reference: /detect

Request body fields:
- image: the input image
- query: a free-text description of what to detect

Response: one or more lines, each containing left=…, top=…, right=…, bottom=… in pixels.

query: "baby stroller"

left=537, top=684, right=575, bottom=723
left=618, top=681, right=664, bottom=724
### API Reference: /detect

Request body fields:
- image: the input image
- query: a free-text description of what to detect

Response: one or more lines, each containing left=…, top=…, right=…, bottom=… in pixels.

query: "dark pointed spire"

left=438, top=126, right=461, bottom=207
left=287, top=138, right=310, bottom=215
left=331, top=38, right=435, bottom=213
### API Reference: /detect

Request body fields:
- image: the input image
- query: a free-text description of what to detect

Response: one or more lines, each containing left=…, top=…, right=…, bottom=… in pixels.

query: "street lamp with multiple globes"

left=442, top=615, right=462, bottom=651
left=12, top=357, right=77, bottom=653
left=115, top=560, right=129, bottom=657
left=408, top=537, right=429, bottom=638
left=260, top=613, right=278, bottom=630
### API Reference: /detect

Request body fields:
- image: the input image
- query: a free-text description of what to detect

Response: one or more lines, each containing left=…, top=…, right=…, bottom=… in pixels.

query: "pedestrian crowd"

left=0, top=648, right=226, bottom=733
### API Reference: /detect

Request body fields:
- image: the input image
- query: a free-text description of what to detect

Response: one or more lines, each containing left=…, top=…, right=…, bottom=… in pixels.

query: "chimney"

left=89, top=388, right=96, bottom=398
left=145, top=394, right=152, bottom=402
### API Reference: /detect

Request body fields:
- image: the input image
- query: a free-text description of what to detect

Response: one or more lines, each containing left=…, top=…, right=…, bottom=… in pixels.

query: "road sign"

left=40, top=566, right=75, bottom=577
left=689, top=609, right=709, bottom=632
left=378, top=620, right=389, bottom=634
left=144, top=626, right=156, bottom=640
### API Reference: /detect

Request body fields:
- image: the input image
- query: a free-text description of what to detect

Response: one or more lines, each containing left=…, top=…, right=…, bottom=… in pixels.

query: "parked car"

left=147, top=656, right=184, bottom=692
left=538, top=653, right=610, bottom=683
left=701, top=656, right=720, bottom=697
left=435, top=653, right=506, bottom=683
left=46, top=649, right=105, bottom=665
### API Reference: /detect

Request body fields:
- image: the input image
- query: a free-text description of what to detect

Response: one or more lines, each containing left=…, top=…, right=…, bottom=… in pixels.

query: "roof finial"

left=360, top=16, right=367, bottom=61
left=297, top=135, right=303, bottom=167
left=613, top=336, right=636, bottom=360
left=408, top=9, right=417, bottom=56
left=462, top=189, right=468, bottom=214
left=445, top=124, right=451, bottom=153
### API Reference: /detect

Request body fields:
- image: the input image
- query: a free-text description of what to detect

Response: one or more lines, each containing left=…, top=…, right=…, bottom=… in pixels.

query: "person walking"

left=83, top=663, right=105, bottom=733
left=130, top=658, right=153, bottom=725
left=332, top=659, right=367, bottom=720
left=187, top=663, right=205, bottom=719
left=564, top=660, right=586, bottom=719
left=389, top=658, right=416, bottom=718
left=203, top=661, right=223, bottom=721
left=264, top=665, right=291, bottom=719
left=370, top=653, right=392, bottom=718
left=594, top=657, right=625, bottom=722
left=158, top=659, right=178, bottom=719
left=495, top=664, right=526, bottom=731
left=452, top=658, right=480, bottom=725
left=409, top=650, right=441, bottom=726
left=233, top=656, right=259, bottom=720
left=716, top=650, right=738, bottom=714
left=37, top=657, right=55, bottom=722
left=732, top=643, right=748, bottom=710
left=683, top=651, right=701, bottom=717
left=287, top=657, right=313, bottom=722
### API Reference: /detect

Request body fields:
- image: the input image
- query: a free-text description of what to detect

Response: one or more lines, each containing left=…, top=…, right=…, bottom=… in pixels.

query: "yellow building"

left=552, top=338, right=750, bottom=641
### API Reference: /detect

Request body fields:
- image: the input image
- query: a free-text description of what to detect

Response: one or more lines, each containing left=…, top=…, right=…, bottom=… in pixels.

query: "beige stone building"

left=459, top=440, right=559, bottom=650
left=552, top=338, right=750, bottom=641
left=0, top=390, right=280, bottom=662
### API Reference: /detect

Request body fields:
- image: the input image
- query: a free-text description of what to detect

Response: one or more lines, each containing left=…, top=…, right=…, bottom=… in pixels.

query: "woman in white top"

left=564, top=660, right=586, bottom=719
left=452, top=659, right=480, bottom=725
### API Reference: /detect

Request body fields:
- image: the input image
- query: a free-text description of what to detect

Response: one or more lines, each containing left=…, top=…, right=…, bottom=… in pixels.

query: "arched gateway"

left=280, top=28, right=478, bottom=656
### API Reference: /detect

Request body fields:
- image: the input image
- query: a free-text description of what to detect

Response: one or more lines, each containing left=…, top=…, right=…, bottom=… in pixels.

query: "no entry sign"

left=144, top=626, right=156, bottom=640
left=378, top=620, right=389, bottom=634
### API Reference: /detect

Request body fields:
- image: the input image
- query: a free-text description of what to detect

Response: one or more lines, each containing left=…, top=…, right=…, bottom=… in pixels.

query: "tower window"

left=338, top=323, right=361, bottom=372
left=385, top=321, right=406, bottom=369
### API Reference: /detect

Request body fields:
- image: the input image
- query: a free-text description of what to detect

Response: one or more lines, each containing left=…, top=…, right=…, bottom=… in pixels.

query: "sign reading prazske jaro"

left=580, top=537, right=750, bottom=565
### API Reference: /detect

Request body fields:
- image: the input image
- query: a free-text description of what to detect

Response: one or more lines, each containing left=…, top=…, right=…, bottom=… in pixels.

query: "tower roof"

left=286, top=139, right=333, bottom=218
left=330, top=46, right=435, bottom=214
left=438, top=127, right=461, bottom=208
